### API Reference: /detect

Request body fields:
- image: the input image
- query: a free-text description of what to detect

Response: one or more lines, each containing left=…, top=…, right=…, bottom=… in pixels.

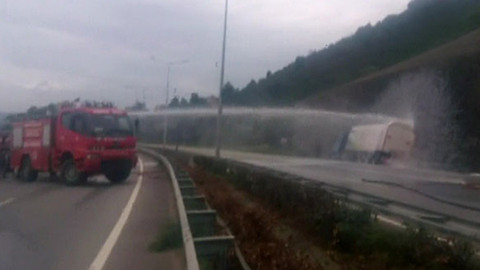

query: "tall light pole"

left=163, top=65, right=171, bottom=146
left=215, top=0, right=229, bottom=158
left=163, top=59, right=188, bottom=146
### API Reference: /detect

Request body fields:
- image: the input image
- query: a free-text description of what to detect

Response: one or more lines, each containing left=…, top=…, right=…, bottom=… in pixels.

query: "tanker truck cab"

left=10, top=103, right=138, bottom=185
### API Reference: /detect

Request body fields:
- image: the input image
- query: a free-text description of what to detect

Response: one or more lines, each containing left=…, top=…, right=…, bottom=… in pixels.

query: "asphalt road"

left=0, top=154, right=183, bottom=270
left=144, top=144, right=480, bottom=228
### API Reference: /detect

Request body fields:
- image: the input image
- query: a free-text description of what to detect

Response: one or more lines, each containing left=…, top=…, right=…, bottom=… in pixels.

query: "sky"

left=0, top=0, right=410, bottom=112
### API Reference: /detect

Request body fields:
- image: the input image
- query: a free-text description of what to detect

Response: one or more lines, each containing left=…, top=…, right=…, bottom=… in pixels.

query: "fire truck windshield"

left=88, top=114, right=134, bottom=137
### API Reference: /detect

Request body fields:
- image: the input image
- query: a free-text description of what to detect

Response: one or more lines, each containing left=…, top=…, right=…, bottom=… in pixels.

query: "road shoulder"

left=103, top=154, right=185, bottom=270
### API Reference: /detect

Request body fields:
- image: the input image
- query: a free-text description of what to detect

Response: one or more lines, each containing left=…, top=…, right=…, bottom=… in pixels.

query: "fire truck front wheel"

left=61, top=159, right=87, bottom=185
left=104, top=161, right=131, bottom=183
left=20, top=157, right=38, bottom=182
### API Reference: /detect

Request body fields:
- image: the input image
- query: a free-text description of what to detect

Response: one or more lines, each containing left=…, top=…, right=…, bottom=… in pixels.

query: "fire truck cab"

left=10, top=103, right=137, bottom=185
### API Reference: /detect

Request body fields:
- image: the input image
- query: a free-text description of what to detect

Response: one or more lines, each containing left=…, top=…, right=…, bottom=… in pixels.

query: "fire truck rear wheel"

left=61, top=159, right=87, bottom=185
left=20, top=157, right=38, bottom=182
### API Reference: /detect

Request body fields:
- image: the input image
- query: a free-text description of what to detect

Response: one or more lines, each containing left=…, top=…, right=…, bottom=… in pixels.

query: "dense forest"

left=221, top=0, right=480, bottom=106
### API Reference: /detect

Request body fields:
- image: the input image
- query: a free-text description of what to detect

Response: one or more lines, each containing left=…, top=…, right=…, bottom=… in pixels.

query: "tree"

left=245, top=79, right=257, bottom=90
left=189, top=93, right=207, bottom=107
left=169, top=97, right=180, bottom=108
left=27, top=106, right=38, bottom=116
left=126, top=101, right=147, bottom=112
left=180, top=97, right=189, bottom=107
left=221, top=82, right=239, bottom=105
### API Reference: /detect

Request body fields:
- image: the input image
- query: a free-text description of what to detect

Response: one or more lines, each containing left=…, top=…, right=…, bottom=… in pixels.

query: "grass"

left=149, top=220, right=183, bottom=252
left=315, top=206, right=479, bottom=269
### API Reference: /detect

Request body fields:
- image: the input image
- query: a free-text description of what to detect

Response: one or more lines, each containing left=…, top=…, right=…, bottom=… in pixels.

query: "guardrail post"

left=194, top=236, right=234, bottom=270
left=183, top=196, right=208, bottom=211
left=181, top=186, right=198, bottom=197
left=178, top=178, right=195, bottom=187
left=187, top=210, right=218, bottom=237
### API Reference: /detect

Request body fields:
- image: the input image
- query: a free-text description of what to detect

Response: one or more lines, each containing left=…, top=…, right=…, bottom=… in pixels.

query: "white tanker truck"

left=333, top=121, right=415, bottom=165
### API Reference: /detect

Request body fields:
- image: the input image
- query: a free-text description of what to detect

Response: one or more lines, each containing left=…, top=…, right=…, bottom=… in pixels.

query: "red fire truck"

left=9, top=103, right=137, bottom=185
left=0, top=130, right=11, bottom=178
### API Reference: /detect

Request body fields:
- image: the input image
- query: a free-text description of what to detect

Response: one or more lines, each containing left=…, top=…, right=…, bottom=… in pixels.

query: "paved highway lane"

left=0, top=154, right=183, bottom=270
left=143, top=144, right=480, bottom=227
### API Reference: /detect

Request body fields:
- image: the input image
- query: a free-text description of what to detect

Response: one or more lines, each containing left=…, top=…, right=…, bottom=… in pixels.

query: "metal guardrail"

left=140, top=148, right=250, bottom=270
left=141, top=148, right=200, bottom=270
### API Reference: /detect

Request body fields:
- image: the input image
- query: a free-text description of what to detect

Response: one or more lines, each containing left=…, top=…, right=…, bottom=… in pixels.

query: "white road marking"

left=143, top=161, right=158, bottom=168
left=88, top=158, right=144, bottom=270
left=0, top=197, right=16, bottom=207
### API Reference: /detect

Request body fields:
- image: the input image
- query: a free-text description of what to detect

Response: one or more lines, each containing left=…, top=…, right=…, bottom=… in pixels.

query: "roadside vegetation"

left=183, top=155, right=479, bottom=270
left=149, top=220, right=183, bottom=252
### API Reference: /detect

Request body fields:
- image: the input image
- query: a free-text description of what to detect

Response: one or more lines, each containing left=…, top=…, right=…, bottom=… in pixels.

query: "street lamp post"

left=163, top=65, right=171, bottom=145
left=215, top=0, right=229, bottom=158
left=162, top=60, right=188, bottom=146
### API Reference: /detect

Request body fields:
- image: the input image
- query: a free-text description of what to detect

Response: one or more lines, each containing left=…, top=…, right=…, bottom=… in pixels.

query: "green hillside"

left=222, top=0, right=480, bottom=106
left=301, top=27, right=480, bottom=111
